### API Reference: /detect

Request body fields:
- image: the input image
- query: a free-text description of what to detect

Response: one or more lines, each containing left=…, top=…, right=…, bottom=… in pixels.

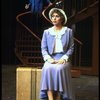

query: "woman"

left=40, top=8, right=75, bottom=100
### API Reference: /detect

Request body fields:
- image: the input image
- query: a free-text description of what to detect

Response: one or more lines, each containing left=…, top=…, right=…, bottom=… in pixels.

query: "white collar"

left=48, top=26, right=68, bottom=36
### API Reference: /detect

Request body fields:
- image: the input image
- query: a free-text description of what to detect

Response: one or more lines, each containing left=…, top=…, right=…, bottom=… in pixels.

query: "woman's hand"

left=57, top=59, right=66, bottom=64
left=47, top=58, right=66, bottom=64
left=47, top=58, right=57, bottom=64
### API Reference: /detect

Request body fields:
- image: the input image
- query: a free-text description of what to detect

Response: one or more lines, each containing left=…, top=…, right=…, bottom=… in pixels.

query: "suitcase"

left=16, top=67, right=42, bottom=100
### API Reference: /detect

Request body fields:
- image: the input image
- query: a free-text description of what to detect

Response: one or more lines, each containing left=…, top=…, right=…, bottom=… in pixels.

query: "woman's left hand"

left=57, top=59, right=66, bottom=64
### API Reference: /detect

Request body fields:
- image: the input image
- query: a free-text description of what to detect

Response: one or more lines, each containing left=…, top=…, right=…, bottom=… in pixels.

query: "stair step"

left=27, top=57, right=43, bottom=59
left=21, top=51, right=41, bottom=57
left=27, top=57, right=43, bottom=63
left=16, top=45, right=41, bottom=48
left=22, top=51, right=41, bottom=53
left=71, top=69, right=81, bottom=77
left=24, top=63, right=43, bottom=68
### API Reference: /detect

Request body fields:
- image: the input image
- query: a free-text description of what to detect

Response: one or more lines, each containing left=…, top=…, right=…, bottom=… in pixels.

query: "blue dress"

left=39, top=27, right=75, bottom=100
left=29, top=0, right=51, bottom=13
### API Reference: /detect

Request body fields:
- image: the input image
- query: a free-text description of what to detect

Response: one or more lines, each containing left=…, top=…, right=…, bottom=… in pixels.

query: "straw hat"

left=49, top=8, right=67, bottom=25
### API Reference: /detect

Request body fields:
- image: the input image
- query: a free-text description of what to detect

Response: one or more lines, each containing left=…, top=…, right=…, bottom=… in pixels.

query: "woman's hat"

left=49, top=8, right=67, bottom=25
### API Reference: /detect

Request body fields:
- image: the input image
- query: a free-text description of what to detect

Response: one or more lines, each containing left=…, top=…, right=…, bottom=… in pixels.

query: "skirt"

left=39, top=53, right=75, bottom=100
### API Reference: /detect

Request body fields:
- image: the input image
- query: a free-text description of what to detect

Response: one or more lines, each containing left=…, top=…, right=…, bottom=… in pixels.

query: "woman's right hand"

left=47, top=58, right=56, bottom=64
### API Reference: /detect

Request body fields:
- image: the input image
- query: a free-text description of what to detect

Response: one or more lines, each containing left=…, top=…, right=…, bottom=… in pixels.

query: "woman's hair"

left=50, top=9, right=65, bottom=25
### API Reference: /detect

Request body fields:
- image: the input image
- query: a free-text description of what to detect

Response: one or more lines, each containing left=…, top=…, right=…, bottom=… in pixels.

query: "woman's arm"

left=41, top=30, right=52, bottom=61
left=60, top=29, right=74, bottom=62
left=41, top=30, right=57, bottom=63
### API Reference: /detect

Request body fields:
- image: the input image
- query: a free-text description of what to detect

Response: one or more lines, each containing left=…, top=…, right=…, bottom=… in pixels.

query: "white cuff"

left=43, top=55, right=51, bottom=61
left=60, top=55, right=69, bottom=62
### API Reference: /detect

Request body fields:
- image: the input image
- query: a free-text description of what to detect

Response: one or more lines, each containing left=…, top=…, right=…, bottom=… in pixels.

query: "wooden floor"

left=2, top=65, right=99, bottom=100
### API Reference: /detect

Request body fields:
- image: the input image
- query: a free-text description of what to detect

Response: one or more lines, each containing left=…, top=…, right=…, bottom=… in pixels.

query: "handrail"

left=16, top=11, right=41, bottom=42
left=42, top=4, right=52, bottom=24
left=74, top=38, right=83, bottom=45
left=16, top=10, right=83, bottom=46
left=16, top=0, right=62, bottom=35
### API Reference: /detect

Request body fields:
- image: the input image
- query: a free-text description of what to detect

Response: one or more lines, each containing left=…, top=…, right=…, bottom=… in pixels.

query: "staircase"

left=15, top=11, right=43, bottom=67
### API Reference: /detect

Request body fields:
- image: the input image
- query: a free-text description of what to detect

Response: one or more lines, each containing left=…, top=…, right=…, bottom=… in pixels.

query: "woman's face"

left=51, top=12, right=62, bottom=26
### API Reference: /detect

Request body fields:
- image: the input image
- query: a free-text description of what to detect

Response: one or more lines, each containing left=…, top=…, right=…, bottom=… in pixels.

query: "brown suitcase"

left=16, top=67, right=42, bottom=100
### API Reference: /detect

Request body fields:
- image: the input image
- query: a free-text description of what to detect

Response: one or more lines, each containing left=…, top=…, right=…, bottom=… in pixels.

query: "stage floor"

left=2, top=65, right=99, bottom=100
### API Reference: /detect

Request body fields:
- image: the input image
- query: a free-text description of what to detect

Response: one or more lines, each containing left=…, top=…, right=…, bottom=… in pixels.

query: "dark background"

left=1, top=0, right=21, bottom=65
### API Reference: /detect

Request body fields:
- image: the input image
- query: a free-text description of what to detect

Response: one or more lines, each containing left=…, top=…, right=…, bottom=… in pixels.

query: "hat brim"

left=49, top=8, right=67, bottom=25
